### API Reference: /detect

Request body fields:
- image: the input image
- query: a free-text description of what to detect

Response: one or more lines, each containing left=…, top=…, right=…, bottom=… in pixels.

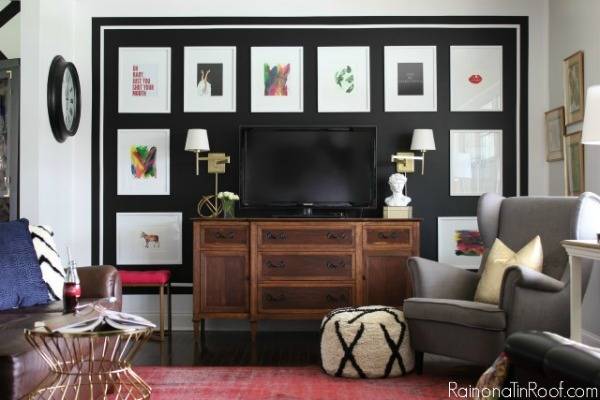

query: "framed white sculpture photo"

left=384, top=46, right=437, bottom=112
left=450, top=46, right=503, bottom=112
left=116, top=212, right=182, bottom=265
left=450, top=129, right=503, bottom=196
left=438, top=217, right=484, bottom=269
left=117, top=129, right=170, bottom=196
left=251, top=46, right=303, bottom=113
left=183, top=46, right=236, bottom=113
left=118, top=47, right=171, bottom=113
left=317, top=46, right=370, bottom=113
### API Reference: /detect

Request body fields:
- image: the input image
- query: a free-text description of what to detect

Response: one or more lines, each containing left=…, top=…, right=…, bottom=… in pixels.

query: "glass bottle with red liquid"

left=63, top=260, right=81, bottom=314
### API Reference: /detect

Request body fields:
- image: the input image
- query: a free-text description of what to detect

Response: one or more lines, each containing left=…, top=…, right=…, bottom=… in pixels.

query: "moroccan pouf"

left=320, top=306, right=414, bottom=378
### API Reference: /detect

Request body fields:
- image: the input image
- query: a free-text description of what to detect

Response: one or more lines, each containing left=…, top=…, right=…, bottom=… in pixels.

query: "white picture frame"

left=450, top=46, right=503, bottom=112
left=317, top=46, right=370, bottom=113
left=116, top=212, right=182, bottom=265
left=438, top=217, right=484, bottom=269
left=183, top=46, right=236, bottom=113
left=118, top=47, right=171, bottom=113
left=384, top=46, right=437, bottom=112
left=117, top=129, right=170, bottom=196
left=450, top=129, right=503, bottom=196
left=251, top=46, right=303, bottom=113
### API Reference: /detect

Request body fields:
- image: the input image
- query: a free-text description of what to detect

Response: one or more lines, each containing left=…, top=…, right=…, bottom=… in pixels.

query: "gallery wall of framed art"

left=93, top=17, right=528, bottom=281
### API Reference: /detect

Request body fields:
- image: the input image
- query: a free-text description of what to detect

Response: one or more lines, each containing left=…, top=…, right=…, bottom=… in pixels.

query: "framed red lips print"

left=450, top=46, right=503, bottom=112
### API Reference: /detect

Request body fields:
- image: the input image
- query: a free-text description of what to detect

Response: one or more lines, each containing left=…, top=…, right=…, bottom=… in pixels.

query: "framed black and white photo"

left=184, top=46, right=236, bottom=113
left=450, top=129, right=503, bottom=196
left=317, top=46, right=370, bottom=113
left=251, top=46, right=303, bottom=113
left=384, top=46, right=437, bottom=112
left=450, top=46, right=503, bottom=112
left=116, top=212, right=182, bottom=265
left=118, top=47, right=171, bottom=113
left=438, top=217, right=484, bottom=269
left=117, top=129, right=170, bottom=195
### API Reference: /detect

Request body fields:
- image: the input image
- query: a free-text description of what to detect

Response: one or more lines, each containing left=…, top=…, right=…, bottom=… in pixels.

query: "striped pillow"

left=29, top=225, right=65, bottom=300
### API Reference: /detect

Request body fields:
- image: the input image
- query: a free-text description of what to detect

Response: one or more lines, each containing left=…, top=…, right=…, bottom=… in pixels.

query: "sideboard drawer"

left=199, top=225, right=249, bottom=248
left=258, top=225, right=355, bottom=248
left=258, top=253, right=354, bottom=281
left=363, top=224, right=415, bottom=248
left=259, top=285, right=353, bottom=311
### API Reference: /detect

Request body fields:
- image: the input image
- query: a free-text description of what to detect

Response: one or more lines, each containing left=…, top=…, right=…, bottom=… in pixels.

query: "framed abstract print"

left=384, top=46, right=437, bottom=112
left=317, top=46, right=370, bottom=113
left=116, top=212, right=182, bottom=265
left=183, top=46, right=236, bottom=113
left=118, top=47, right=171, bottom=113
left=563, top=51, right=585, bottom=125
left=450, top=129, right=503, bottom=196
left=545, top=107, right=565, bottom=162
left=438, top=217, right=484, bottom=269
left=564, top=131, right=585, bottom=196
left=117, top=129, right=170, bottom=196
left=251, top=47, right=303, bottom=113
left=450, top=46, right=503, bottom=112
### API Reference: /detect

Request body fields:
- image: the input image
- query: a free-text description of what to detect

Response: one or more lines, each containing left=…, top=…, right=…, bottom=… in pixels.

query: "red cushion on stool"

left=119, top=270, right=171, bottom=286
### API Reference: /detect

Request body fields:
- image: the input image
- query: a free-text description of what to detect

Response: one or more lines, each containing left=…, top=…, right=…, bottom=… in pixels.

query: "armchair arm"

left=407, top=257, right=480, bottom=300
left=77, top=265, right=122, bottom=311
left=500, top=265, right=569, bottom=336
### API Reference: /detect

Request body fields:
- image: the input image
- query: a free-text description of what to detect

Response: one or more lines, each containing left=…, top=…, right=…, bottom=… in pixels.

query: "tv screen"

left=240, top=126, right=376, bottom=209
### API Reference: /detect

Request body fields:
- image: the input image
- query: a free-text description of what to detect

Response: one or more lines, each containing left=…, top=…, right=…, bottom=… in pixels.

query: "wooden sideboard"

left=192, top=218, right=420, bottom=340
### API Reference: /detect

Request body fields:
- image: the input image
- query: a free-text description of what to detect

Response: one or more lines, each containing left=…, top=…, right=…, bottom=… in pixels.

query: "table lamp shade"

left=185, top=129, right=210, bottom=152
left=582, top=85, right=600, bottom=145
left=410, top=129, right=436, bottom=151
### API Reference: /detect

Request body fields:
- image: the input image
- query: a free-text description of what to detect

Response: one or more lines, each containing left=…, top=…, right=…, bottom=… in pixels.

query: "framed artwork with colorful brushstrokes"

left=317, top=46, right=370, bottom=113
left=438, top=217, right=484, bottom=269
left=117, top=129, right=170, bottom=195
left=563, top=51, right=585, bottom=126
left=116, top=212, right=182, bottom=265
left=450, top=46, right=503, bottom=112
left=250, top=46, right=303, bottom=113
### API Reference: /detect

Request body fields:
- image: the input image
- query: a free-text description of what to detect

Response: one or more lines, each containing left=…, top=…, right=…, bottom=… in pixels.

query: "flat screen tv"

left=240, top=126, right=377, bottom=211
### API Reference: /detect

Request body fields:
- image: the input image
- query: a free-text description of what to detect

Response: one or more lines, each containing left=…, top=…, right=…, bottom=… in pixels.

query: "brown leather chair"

left=0, top=265, right=122, bottom=400
left=404, top=193, right=600, bottom=369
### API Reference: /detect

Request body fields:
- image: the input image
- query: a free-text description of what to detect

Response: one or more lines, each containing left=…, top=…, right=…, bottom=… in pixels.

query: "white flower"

left=217, top=191, right=239, bottom=201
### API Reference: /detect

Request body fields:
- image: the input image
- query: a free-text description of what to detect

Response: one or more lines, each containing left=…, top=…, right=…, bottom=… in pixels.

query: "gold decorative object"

left=197, top=195, right=223, bottom=218
left=24, top=327, right=153, bottom=399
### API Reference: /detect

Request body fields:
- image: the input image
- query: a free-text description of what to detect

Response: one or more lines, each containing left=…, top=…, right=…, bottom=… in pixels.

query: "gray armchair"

left=404, top=193, right=600, bottom=370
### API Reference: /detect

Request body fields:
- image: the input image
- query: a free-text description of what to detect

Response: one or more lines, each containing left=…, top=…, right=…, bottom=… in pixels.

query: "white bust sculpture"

left=385, top=173, right=411, bottom=207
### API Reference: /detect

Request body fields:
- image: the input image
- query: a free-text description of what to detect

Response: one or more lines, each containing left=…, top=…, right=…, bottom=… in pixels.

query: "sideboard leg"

left=250, top=320, right=257, bottom=342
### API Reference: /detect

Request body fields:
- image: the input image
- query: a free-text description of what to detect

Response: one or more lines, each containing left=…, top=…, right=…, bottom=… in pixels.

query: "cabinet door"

left=200, top=252, right=249, bottom=313
left=363, top=251, right=412, bottom=308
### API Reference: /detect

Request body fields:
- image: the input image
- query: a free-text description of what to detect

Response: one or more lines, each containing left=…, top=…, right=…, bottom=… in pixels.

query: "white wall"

left=548, top=0, right=600, bottom=344
left=0, top=0, right=20, bottom=59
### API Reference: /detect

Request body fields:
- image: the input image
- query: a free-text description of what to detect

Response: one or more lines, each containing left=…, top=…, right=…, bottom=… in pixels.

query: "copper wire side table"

left=24, top=327, right=153, bottom=399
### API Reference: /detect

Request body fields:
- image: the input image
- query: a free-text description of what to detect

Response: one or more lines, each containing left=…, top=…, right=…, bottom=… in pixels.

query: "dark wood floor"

left=133, top=331, right=484, bottom=380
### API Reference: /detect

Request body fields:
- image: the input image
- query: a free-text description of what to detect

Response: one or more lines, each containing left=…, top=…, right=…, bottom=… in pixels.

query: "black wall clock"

left=47, top=55, right=81, bottom=143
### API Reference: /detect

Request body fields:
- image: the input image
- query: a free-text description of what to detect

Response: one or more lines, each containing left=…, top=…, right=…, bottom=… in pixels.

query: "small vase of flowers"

left=217, top=191, right=239, bottom=219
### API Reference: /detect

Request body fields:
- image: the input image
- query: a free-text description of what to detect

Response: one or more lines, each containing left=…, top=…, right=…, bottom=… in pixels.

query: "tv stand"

left=192, top=217, right=421, bottom=341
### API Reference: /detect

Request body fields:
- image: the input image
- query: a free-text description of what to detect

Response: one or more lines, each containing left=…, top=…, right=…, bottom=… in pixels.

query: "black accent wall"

left=92, top=17, right=528, bottom=285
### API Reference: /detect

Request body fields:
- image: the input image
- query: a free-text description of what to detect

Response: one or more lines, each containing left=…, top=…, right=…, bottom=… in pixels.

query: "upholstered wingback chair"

left=404, top=193, right=600, bottom=369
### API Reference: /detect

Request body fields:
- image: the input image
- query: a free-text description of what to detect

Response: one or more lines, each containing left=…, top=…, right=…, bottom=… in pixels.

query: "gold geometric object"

left=197, top=195, right=223, bottom=218
left=392, top=152, right=416, bottom=173
left=24, top=327, right=153, bottom=399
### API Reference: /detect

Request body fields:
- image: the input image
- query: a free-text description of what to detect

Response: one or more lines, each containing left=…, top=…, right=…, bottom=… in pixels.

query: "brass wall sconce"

left=185, top=129, right=230, bottom=218
left=391, top=129, right=436, bottom=175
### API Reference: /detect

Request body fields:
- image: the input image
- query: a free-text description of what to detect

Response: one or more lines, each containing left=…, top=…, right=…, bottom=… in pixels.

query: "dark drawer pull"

left=377, top=231, right=399, bottom=240
left=265, top=293, right=286, bottom=302
left=326, top=260, right=346, bottom=269
left=266, top=231, right=287, bottom=241
left=266, top=260, right=286, bottom=269
left=326, top=232, right=347, bottom=240
left=326, top=294, right=347, bottom=302
left=215, top=231, right=235, bottom=240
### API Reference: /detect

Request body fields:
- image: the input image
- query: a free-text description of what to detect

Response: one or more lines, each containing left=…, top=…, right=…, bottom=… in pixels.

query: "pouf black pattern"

left=320, top=305, right=414, bottom=378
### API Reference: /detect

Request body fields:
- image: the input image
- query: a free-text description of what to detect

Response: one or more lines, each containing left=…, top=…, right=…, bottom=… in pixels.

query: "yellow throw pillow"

left=474, top=236, right=543, bottom=305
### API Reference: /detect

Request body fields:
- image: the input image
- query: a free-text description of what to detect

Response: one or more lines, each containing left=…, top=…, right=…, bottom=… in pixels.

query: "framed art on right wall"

left=564, top=131, right=585, bottom=196
left=563, top=51, right=585, bottom=126
left=545, top=106, right=565, bottom=162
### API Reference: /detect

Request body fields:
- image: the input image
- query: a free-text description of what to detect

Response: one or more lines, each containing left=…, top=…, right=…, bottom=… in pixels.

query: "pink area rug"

left=135, top=366, right=470, bottom=400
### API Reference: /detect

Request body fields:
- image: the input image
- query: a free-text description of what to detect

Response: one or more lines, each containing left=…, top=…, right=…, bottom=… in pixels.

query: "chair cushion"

left=505, top=331, right=567, bottom=371
left=119, top=269, right=171, bottom=285
left=404, top=298, right=506, bottom=331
